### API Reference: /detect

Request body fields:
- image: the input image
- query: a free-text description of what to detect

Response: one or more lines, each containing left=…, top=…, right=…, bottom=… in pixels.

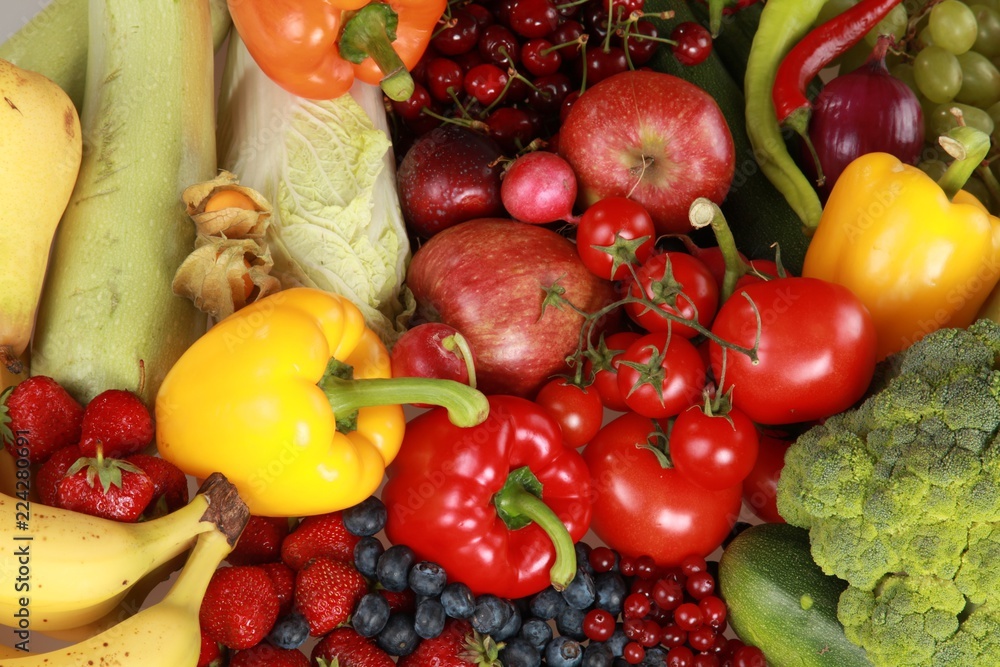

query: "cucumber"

left=719, top=523, right=874, bottom=667
left=644, top=0, right=812, bottom=274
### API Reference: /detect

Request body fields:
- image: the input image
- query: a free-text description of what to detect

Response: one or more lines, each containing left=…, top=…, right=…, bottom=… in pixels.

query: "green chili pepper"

left=744, top=0, right=827, bottom=230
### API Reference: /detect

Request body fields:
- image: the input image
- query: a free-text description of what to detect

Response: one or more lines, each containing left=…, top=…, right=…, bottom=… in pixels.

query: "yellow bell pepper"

left=155, top=287, right=489, bottom=517
left=802, top=127, right=1000, bottom=361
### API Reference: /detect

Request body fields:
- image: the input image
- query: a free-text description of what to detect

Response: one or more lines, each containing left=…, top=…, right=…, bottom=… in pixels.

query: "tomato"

left=625, top=252, right=719, bottom=337
left=617, top=332, right=706, bottom=419
left=535, top=378, right=605, bottom=448
left=742, top=432, right=791, bottom=523
left=576, top=197, right=657, bottom=281
left=585, top=331, right=643, bottom=412
left=708, top=277, right=877, bottom=425
left=670, top=403, right=759, bottom=491
left=583, top=411, right=743, bottom=567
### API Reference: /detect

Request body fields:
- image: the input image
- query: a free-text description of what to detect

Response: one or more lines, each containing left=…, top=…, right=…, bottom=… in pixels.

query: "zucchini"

left=30, top=0, right=218, bottom=406
left=644, top=0, right=811, bottom=273
left=719, top=523, right=874, bottom=667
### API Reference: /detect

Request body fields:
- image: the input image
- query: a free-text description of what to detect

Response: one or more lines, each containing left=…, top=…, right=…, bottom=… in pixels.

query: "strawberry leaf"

left=0, top=386, right=13, bottom=446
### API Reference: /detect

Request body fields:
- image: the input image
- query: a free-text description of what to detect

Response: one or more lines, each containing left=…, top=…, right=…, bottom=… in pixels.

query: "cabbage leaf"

left=216, top=33, right=413, bottom=344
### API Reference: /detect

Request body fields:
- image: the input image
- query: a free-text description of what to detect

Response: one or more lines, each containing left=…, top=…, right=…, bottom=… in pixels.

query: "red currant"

left=671, top=21, right=713, bottom=67
left=693, top=653, right=721, bottom=667
left=686, top=570, right=716, bottom=600
left=653, top=577, right=685, bottom=611
left=667, top=645, right=695, bottom=667
left=623, top=592, right=651, bottom=619
left=623, top=616, right=646, bottom=640
left=624, top=641, right=646, bottom=665
left=640, top=619, right=662, bottom=647
left=699, top=595, right=728, bottom=629
left=660, top=622, right=687, bottom=649
left=635, top=554, right=658, bottom=580
left=674, top=602, right=704, bottom=632
left=733, top=645, right=768, bottom=667
left=588, top=546, right=618, bottom=573
left=619, top=555, right=638, bottom=577
left=680, top=554, right=708, bottom=577
left=688, top=626, right=718, bottom=652
left=583, top=608, right=616, bottom=642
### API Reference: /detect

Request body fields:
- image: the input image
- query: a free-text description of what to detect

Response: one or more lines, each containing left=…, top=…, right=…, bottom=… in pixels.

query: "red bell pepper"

left=382, top=395, right=592, bottom=599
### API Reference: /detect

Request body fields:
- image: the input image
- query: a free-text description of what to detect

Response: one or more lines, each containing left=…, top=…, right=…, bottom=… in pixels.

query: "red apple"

left=406, top=218, right=619, bottom=397
left=558, top=69, right=735, bottom=236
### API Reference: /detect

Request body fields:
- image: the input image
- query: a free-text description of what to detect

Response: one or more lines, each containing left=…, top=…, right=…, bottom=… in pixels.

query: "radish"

left=500, top=151, right=580, bottom=224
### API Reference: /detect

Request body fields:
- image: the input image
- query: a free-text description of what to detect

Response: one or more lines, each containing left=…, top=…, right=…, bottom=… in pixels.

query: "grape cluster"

left=390, top=0, right=712, bottom=155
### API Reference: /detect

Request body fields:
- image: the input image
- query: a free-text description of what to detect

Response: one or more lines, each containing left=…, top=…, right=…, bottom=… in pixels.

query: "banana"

left=0, top=58, right=82, bottom=374
left=0, top=513, right=243, bottom=667
left=0, top=474, right=236, bottom=633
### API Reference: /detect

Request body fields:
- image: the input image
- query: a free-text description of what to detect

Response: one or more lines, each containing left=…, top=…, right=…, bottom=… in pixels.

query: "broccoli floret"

left=776, top=319, right=1000, bottom=667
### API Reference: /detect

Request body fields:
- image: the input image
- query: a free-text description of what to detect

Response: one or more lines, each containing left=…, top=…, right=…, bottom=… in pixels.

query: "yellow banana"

left=0, top=475, right=233, bottom=633
left=0, top=517, right=241, bottom=666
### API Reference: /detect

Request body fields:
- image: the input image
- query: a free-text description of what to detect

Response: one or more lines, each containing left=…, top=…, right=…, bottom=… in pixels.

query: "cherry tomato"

left=576, top=197, right=657, bottom=281
left=534, top=378, right=604, bottom=448
left=583, top=412, right=743, bottom=567
left=708, top=277, right=878, bottom=425
left=585, top=331, right=642, bottom=412
left=617, top=332, right=706, bottom=419
left=742, top=432, right=791, bottom=523
left=625, top=252, right=719, bottom=337
left=669, top=403, right=759, bottom=491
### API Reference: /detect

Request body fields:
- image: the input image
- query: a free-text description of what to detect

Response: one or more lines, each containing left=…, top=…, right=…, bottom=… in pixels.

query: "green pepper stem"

left=493, top=468, right=577, bottom=591
left=938, top=124, right=992, bottom=201
left=321, top=373, right=489, bottom=429
left=689, top=197, right=745, bottom=302
left=340, top=4, right=414, bottom=101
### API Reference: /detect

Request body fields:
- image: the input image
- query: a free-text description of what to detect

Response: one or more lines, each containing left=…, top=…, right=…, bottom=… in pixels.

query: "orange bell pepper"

left=228, top=0, right=445, bottom=101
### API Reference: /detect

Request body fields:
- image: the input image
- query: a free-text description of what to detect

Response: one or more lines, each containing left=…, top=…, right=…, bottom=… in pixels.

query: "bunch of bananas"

left=0, top=472, right=249, bottom=666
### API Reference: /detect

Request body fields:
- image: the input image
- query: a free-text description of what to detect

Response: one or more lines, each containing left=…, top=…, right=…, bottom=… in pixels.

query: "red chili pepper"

left=381, top=395, right=592, bottom=599
left=771, top=0, right=902, bottom=182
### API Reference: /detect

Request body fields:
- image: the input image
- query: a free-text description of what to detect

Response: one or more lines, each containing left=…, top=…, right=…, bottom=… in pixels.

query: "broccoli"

left=776, top=319, right=1000, bottom=667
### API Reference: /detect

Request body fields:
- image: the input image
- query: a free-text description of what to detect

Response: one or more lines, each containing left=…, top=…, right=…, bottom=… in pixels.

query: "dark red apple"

left=396, top=125, right=506, bottom=238
left=557, top=69, right=735, bottom=236
left=406, top=218, right=619, bottom=397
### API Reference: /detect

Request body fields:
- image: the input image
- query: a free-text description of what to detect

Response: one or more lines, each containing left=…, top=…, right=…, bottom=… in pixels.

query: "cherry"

left=390, top=82, right=432, bottom=121
left=464, top=63, right=509, bottom=106
left=432, top=9, right=480, bottom=56
left=463, top=3, right=495, bottom=30
left=526, top=72, right=573, bottom=114
left=548, top=19, right=587, bottom=61
left=478, top=24, right=520, bottom=67
left=624, top=19, right=660, bottom=66
left=507, top=0, right=560, bottom=39
left=581, top=3, right=612, bottom=42
left=671, top=21, right=713, bottom=66
left=425, top=58, right=465, bottom=102
left=560, top=90, right=581, bottom=124
left=520, top=38, right=562, bottom=77
left=578, top=46, right=629, bottom=84
left=485, top=106, right=535, bottom=153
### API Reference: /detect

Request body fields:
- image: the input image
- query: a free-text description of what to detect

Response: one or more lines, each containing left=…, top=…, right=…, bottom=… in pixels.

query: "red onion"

left=807, top=35, right=924, bottom=198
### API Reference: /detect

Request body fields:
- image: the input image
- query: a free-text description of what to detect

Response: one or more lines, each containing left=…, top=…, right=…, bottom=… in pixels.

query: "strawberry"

left=259, top=560, right=296, bottom=616
left=0, top=376, right=84, bottom=464
left=55, top=449, right=155, bottom=522
left=311, top=626, right=395, bottom=667
left=281, top=511, right=360, bottom=571
left=199, top=565, right=280, bottom=650
left=196, top=629, right=226, bottom=667
left=396, top=619, right=501, bottom=667
left=125, top=453, right=190, bottom=517
left=78, top=389, right=154, bottom=459
left=379, top=587, right=416, bottom=614
left=36, top=445, right=83, bottom=507
left=228, top=643, right=310, bottom=667
left=227, top=515, right=291, bottom=566
left=294, top=556, right=368, bottom=636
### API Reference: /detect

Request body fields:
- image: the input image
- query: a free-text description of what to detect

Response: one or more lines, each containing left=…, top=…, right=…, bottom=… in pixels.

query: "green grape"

left=890, top=62, right=920, bottom=95
left=918, top=159, right=949, bottom=181
left=914, top=45, right=965, bottom=103
left=955, top=50, right=1000, bottom=107
left=987, top=100, right=1000, bottom=145
left=918, top=25, right=936, bottom=49
left=928, top=102, right=995, bottom=142
left=960, top=174, right=993, bottom=208
left=836, top=40, right=874, bottom=74
left=863, top=5, right=909, bottom=47
left=972, top=5, right=1000, bottom=58
left=929, top=0, right=980, bottom=55
left=813, top=0, right=857, bottom=27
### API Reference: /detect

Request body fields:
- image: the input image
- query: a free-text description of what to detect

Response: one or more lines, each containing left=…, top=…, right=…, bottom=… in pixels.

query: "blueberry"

left=343, top=496, right=388, bottom=536
left=493, top=603, right=522, bottom=642
left=518, top=617, right=552, bottom=651
left=352, top=592, right=391, bottom=637
left=376, top=544, right=416, bottom=592
left=471, top=594, right=514, bottom=635
left=376, top=612, right=420, bottom=656
left=640, top=646, right=667, bottom=666
left=408, top=561, right=448, bottom=597
left=605, top=628, right=629, bottom=657
left=556, top=606, right=587, bottom=641
left=545, top=635, right=583, bottom=667
left=440, top=581, right=476, bottom=619
left=528, top=586, right=567, bottom=620
left=266, top=612, right=310, bottom=650
left=354, top=535, right=384, bottom=579
left=581, top=642, right=614, bottom=667
left=561, top=567, right=596, bottom=610
left=500, top=636, right=542, bottom=667
left=575, top=542, right=595, bottom=576
left=414, top=597, right=447, bottom=639
left=594, top=571, right=628, bottom=616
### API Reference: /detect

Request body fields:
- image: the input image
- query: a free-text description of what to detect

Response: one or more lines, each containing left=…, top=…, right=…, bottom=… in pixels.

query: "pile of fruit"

left=4, top=0, right=1000, bottom=665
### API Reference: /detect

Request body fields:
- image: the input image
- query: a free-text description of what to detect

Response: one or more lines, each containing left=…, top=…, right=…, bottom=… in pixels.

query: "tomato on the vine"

left=534, top=378, right=605, bottom=448
left=585, top=331, right=642, bottom=412
left=708, top=277, right=878, bottom=425
left=742, top=432, right=792, bottom=523
left=575, top=196, right=657, bottom=281
left=617, top=332, right=706, bottom=419
left=582, top=411, right=743, bottom=567
left=625, top=252, right=719, bottom=337
left=670, top=401, right=759, bottom=491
